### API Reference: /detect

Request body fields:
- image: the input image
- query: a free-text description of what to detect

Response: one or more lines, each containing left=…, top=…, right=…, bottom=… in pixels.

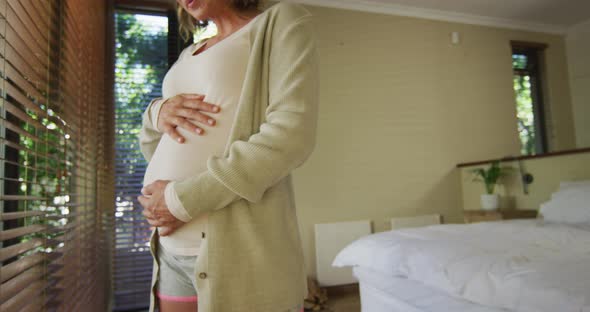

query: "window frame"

left=110, top=3, right=187, bottom=310
left=510, top=40, right=549, bottom=155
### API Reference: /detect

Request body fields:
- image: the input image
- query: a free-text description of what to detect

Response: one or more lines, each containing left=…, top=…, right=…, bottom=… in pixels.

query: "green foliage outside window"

left=17, top=111, right=70, bottom=249
left=512, top=54, right=527, bottom=70
left=114, top=13, right=168, bottom=250
left=512, top=54, right=536, bottom=155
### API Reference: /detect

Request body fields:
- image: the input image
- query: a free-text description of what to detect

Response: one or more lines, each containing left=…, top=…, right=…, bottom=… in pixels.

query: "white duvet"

left=333, top=220, right=590, bottom=312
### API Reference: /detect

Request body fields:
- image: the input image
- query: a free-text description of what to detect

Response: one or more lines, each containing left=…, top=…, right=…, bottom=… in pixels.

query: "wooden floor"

left=322, top=283, right=361, bottom=312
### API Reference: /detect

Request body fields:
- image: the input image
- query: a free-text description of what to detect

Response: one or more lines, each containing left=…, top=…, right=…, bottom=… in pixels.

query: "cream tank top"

left=142, top=17, right=257, bottom=255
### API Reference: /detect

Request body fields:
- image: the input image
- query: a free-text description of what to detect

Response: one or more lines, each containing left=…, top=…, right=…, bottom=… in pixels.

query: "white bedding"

left=353, top=266, right=506, bottom=312
left=333, top=220, right=590, bottom=312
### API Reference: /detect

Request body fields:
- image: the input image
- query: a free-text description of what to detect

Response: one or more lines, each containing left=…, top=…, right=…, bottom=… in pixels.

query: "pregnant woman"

left=137, top=0, right=319, bottom=311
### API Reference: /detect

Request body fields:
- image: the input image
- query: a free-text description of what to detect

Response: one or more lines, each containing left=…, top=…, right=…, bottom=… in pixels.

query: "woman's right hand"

left=157, top=93, right=221, bottom=143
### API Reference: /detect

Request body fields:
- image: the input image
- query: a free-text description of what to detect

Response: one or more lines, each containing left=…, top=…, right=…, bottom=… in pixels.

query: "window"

left=511, top=41, right=548, bottom=155
left=113, top=10, right=169, bottom=310
left=0, top=1, right=112, bottom=311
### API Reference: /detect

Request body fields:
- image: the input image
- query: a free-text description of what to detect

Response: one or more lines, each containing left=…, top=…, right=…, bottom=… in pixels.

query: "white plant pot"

left=480, top=194, right=500, bottom=211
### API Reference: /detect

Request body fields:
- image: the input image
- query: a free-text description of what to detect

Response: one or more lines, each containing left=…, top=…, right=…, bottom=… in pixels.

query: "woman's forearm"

left=139, top=97, right=165, bottom=162
left=149, top=98, right=166, bottom=132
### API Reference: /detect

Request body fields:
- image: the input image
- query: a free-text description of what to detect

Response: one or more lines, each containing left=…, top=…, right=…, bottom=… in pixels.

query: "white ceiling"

left=164, top=0, right=590, bottom=33
left=364, top=0, right=590, bottom=27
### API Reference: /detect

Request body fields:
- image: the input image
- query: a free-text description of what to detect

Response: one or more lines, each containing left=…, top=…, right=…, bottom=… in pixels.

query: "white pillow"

left=540, top=185, right=590, bottom=224
left=559, top=180, right=590, bottom=191
left=331, top=230, right=410, bottom=276
left=552, top=184, right=590, bottom=200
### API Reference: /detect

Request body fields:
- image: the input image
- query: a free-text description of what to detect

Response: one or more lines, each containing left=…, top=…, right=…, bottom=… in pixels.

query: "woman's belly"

left=143, top=132, right=211, bottom=185
left=142, top=101, right=237, bottom=255
left=143, top=101, right=236, bottom=186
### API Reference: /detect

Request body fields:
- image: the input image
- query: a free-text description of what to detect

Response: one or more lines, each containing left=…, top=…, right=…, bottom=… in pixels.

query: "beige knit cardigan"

left=138, top=2, right=319, bottom=311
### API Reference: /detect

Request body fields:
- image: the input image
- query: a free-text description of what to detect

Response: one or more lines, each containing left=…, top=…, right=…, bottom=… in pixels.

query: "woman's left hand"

left=138, top=180, right=185, bottom=236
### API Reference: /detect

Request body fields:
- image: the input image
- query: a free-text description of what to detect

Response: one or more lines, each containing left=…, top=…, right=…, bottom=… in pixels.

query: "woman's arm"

left=168, top=11, right=319, bottom=221
left=139, top=98, right=166, bottom=162
left=139, top=44, right=224, bottom=162
left=138, top=94, right=222, bottom=162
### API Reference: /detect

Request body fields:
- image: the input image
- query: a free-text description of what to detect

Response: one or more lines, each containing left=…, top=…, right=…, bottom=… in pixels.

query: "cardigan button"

left=199, top=272, right=207, bottom=279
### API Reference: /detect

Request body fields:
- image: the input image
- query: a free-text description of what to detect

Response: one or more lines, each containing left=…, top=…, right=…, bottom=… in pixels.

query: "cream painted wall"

left=566, top=20, right=590, bottom=148
left=460, top=152, right=590, bottom=211
left=292, top=4, right=576, bottom=279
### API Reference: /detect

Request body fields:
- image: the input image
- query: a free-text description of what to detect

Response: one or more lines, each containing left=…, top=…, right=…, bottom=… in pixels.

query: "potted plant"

left=471, top=161, right=510, bottom=210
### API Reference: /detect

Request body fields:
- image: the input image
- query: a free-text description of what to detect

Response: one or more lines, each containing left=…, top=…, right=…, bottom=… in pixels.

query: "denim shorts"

left=155, top=239, right=304, bottom=311
left=155, top=239, right=199, bottom=302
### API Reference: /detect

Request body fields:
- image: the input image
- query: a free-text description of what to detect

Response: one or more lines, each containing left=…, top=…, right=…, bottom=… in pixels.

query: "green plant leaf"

left=471, top=161, right=511, bottom=194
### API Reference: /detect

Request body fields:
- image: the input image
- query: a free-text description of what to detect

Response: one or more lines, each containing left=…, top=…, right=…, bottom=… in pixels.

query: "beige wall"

left=293, top=4, right=576, bottom=279
left=460, top=152, right=590, bottom=211
left=566, top=20, right=590, bottom=148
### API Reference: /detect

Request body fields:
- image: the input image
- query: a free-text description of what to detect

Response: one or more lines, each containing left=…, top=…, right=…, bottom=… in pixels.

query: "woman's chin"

left=184, top=1, right=215, bottom=21
left=187, top=9, right=207, bottom=22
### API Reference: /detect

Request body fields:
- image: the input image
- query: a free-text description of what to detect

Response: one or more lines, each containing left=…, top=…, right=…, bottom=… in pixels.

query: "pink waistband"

left=156, top=290, right=198, bottom=303
left=156, top=291, right=303, bottom=311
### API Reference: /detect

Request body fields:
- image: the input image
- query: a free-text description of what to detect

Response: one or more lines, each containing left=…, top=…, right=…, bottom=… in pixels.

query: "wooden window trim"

left=115, top=0, right=175, bottom=13
left=510, top=40, right=548, bottom=51
left=456, top=147, right=590, bottom=168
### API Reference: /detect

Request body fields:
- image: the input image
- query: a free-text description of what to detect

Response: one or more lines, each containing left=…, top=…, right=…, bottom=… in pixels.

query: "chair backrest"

left=390, top=214, right=442, bottom=230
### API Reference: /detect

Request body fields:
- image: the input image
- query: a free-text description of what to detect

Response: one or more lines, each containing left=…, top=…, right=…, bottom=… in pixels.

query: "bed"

left=353, top=266, right=505, bottom=312
left=333, top=181, right=590, bottom=312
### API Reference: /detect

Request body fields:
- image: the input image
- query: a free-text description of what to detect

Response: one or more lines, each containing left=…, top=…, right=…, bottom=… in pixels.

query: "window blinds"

left=0, top=0, right=113, bottom=311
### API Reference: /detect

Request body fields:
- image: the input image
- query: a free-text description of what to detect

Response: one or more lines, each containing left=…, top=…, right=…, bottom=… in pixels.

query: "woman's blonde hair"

left=177, top=0, right=261, bottom=42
